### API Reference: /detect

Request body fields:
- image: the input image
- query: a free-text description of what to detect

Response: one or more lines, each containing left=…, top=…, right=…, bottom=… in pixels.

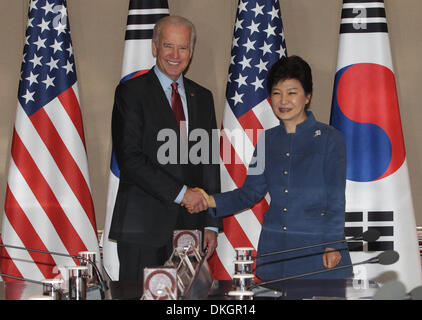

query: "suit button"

left=285, top=152, right=290, bottom=157
left=283, top=170, right=288, bottom=175
left=321, top=212, right=326, bottom=216
left=284, top=189, right=288, bottom=193
left=283, top=208, right=287, bottom=212
left=282, top=226, right=287, bottom=231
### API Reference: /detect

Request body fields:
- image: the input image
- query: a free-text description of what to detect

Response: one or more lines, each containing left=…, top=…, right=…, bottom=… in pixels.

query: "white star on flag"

left=251, top=76, right=264, bottom=91
left=247, top=20, right=260, bottom=35
left=37, top=18, right=50, bottom=32
left=255, top=58, right=268, bottom=73
left=239, top=56, right=252, bottom=70
left=251, top=3, right=264, bottom=17
left=42, top=74, right=55, bottom=89
left=235, top=73, right=248, bottom=88
left=30, top=53, right=43, bottom=67
left=34, top=36, right=47, bottom=50
left=231, top=91, right=244, bottom=105
left=243, top=38, right=256, bottom=52
left=26, top=71, right=39, bottom=86
left=62, top=60, right=73, bottom=74
left=46, top=57, right=59, bottom=71
left=42, top=1, right=55, bottom=15
left=50, top=39, right=63, bottom=53
left=22, top=89, right=35, bottom=103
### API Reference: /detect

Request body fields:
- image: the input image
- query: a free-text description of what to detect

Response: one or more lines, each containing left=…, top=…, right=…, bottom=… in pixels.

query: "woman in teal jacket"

left=188, top=56, right=353, bottom=281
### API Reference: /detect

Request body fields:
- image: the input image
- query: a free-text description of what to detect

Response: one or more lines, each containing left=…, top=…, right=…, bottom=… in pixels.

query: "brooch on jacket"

left=314, top=129, right=321, bottom=137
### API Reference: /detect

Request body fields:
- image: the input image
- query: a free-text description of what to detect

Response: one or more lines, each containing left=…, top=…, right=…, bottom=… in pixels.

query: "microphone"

left=251, top=250, right=399, bottom=289
left=409, top=286, right=422, bottom=300
left=354, top=228, right=381, bottom=242
left=365, top=250, right=400, bottom=265
left=254, top=229, right=381, bottom=260
left=374, top=282, right=422, bottom=300
left=0, top=272, right=68, bottom=300
left=0, top=243, right=108, bottom=294
left=373, top=280, right=408, bottom=300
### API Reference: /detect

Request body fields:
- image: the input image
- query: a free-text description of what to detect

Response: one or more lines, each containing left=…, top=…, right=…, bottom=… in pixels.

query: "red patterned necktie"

left=171, top=82, right=186, bottom=138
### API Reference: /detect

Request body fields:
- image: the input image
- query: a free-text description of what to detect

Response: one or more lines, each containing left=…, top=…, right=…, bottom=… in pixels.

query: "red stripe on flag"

left=130, top=69, right=150, bottom=79
left=10, top=129, right=87, bottom=260
left=237, top=109, right=264, bottom=147
left=223, top=215, right=255, bottom=250
left=57, top=87, right=86, bottom=148
left=207, top=251, right=231, bottom=280
left=4, top=186, right=58, bottom=279
left=0, top=234, right=23, bottom=282
left=250, top=198, right=268, bottom=224
left=220, top=128, right=247, bottom=187
left=29, top=108, right=97, bottom=232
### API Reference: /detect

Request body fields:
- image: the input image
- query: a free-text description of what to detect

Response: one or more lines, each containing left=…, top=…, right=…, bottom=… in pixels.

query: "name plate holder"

left=142, top=230, right=214, bottom=300
left=167, top=230, right=214, bottom=299
left=141, top=267, right=178, bottom=300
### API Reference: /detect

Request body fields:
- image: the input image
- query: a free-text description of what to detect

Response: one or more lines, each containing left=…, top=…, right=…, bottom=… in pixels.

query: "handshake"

left=181, top=187, right=216, bottom=214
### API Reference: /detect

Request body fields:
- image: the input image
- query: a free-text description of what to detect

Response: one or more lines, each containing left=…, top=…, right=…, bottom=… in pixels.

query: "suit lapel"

left=147, top=70, right=179, bottom=131
left=184, top=78, right=196, bottom=134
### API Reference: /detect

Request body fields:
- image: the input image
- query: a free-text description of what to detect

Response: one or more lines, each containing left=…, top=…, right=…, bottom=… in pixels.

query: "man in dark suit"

left=109, top=15, right=222, bottom=285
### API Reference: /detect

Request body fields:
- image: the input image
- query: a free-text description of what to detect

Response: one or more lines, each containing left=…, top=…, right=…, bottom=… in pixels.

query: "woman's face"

left=270, top=78, right=311, bottom=131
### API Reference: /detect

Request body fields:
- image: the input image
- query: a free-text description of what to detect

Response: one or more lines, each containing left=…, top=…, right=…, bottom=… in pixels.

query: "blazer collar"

left=279, top=111, right=317, bottom=134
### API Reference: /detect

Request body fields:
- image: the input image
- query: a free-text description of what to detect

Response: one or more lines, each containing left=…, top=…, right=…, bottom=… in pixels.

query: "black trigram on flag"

left=125, top=0, right=169, bottom=40
left=340, top=0, right=388, bottom=34
left=345, top=211, right=394, bottom=252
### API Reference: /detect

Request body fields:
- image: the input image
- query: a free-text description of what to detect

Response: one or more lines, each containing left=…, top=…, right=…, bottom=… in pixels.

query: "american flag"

left=100, top=0, right=169, bottom=281
left=208, top=0, right=287, bottom=280
left=0, top=0, right=99, bottom=282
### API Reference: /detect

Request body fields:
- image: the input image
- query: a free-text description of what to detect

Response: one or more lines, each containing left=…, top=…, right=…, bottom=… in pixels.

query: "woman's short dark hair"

left=266, top=55, right=313, bottom=108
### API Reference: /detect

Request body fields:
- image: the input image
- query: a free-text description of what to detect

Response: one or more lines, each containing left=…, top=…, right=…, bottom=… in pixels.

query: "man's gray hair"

left=152, top=15, right=197, bottom=48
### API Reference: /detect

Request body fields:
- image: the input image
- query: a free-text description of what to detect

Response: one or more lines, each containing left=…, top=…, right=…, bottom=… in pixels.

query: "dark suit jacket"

left=109, top=69, right=222, bottom=247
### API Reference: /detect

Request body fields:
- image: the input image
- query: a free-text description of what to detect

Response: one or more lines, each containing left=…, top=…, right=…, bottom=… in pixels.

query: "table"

left=0, top=279, right=378, bottom=300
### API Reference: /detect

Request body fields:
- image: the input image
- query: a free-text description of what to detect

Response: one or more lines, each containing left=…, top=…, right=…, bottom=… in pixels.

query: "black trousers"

left=116, top=239, right=173, bottom=297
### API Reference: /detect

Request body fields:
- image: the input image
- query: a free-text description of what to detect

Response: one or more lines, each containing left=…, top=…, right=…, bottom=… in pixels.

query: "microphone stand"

left=251, top=250, right=398, bottom=289
left=256, top=239, right=349, bottom=259
left=0, top=243, right=108, bottom=295
left=254, top=230, right=380, bottom=260
left=254, top=262, right=361, bottom=288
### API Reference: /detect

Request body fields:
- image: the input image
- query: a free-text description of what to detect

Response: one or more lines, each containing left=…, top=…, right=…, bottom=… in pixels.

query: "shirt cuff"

left=205, top=227, right=219, bottom=234
left=174, top=185, right=187, bottom=204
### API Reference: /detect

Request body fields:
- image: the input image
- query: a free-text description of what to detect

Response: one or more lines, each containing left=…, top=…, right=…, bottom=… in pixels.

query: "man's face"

left=152, top=24, right=193, bottom=81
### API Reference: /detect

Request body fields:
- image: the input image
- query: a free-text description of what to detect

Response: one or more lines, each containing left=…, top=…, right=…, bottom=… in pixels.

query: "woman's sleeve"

left=209, top=133, right=268, bottom=218
left=322, top=129, right=347, bottom=246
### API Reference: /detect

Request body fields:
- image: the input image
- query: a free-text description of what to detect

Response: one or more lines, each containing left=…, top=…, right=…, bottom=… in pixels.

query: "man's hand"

left=203, top=229, right=218, bottom=259
left=181, top=187, right=208, bottom=213
left=192, top=188, right=216, bottom=208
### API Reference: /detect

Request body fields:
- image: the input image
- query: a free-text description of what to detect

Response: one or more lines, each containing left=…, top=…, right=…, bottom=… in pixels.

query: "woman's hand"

left=322, top=247, right=341, bottom=269
left=193, top=188, right=216, bottom=208
left=183, top=187, right=216, bottom=213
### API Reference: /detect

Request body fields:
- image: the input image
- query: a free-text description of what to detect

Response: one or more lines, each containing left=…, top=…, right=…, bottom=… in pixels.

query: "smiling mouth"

left=278, top=108, right=291, bottom=113
left=167, top=61, right=180, bottom=66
